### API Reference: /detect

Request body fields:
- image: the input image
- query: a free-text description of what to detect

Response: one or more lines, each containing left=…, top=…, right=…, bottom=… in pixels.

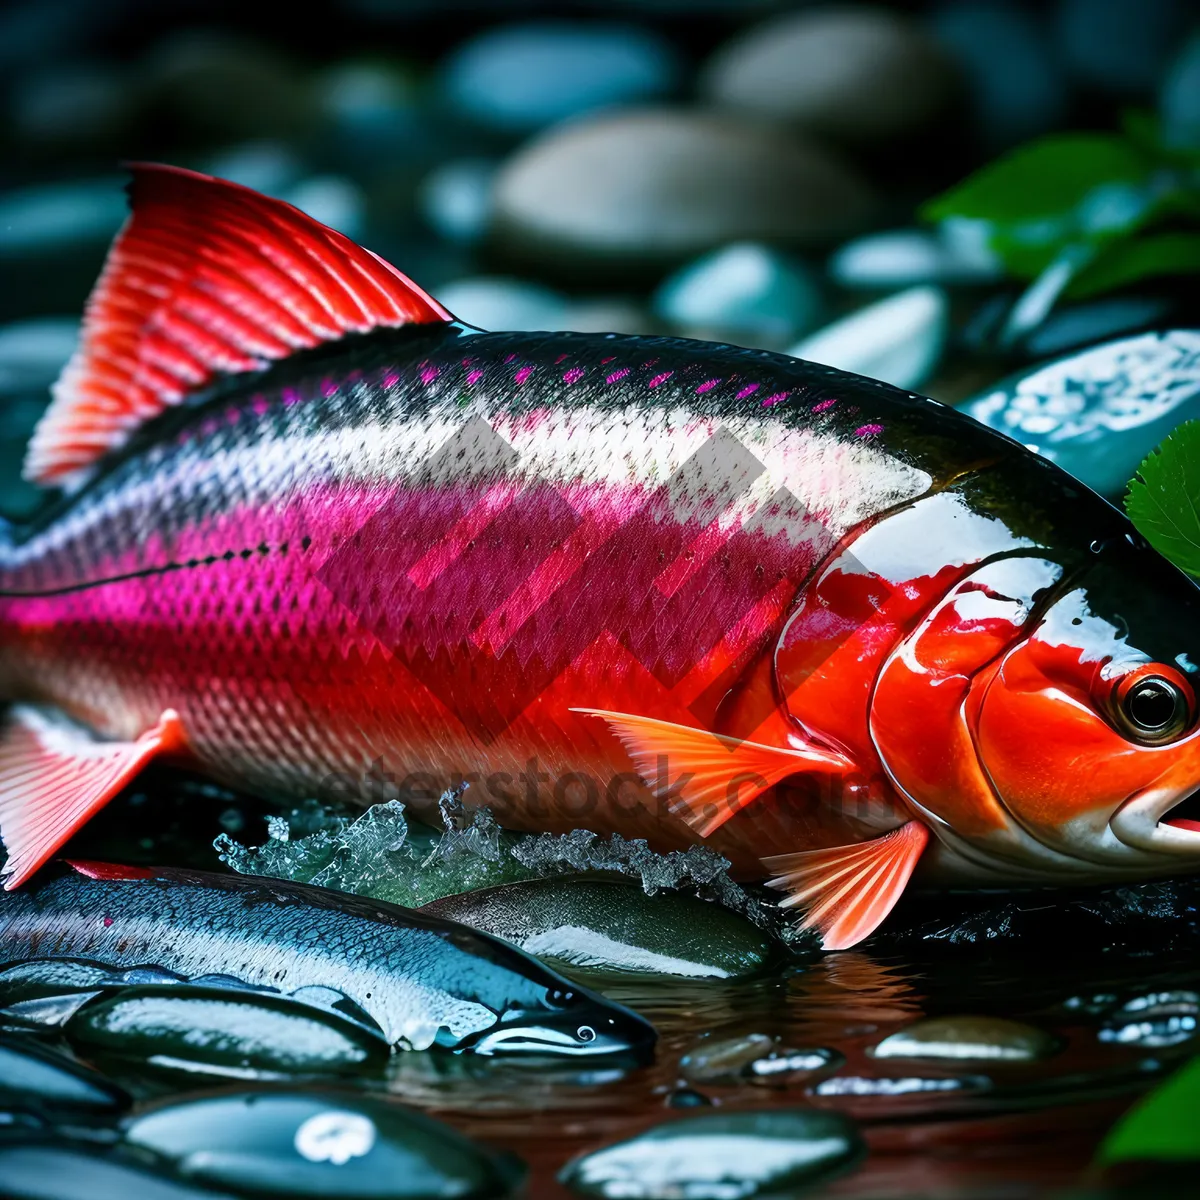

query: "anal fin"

left=764, top=821, right=930, bottom=950
left=573, top=708, right=853, bottom=838
left=0, top=706, right=184, bottom=889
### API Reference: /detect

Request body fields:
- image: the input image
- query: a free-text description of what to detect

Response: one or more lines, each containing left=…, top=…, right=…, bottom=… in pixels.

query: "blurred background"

left=1, top=0, right=1198, bottom=515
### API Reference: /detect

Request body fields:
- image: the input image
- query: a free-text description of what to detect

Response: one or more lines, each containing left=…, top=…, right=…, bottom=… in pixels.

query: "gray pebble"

left=491, top=109, right=874, bottom=279
left=700, top=8, right=958, bottom=144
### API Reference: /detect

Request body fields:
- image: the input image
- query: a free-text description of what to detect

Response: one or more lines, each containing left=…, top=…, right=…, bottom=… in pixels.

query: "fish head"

left=464, top=982, right=657, bottom=1061
left=965, top=535, right=1200, bottom=877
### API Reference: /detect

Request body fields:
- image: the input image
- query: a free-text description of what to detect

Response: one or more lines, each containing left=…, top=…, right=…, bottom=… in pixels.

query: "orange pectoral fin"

left=572, top=708, right=854, bottom=838
left=764, top=820, right=930, bottom=950
left=0, top=706, right=185, bottom=889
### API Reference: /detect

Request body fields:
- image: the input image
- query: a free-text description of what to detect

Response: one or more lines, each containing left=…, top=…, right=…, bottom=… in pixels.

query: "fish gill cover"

left=215, top=788, right=809, bottom=947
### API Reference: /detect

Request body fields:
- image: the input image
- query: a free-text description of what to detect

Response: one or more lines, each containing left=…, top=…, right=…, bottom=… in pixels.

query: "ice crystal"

left=217, top=788, right=807, bottom=946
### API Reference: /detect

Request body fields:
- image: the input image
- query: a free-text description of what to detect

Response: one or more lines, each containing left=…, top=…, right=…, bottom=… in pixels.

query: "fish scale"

left=3, top=164, right=1200, bottom=952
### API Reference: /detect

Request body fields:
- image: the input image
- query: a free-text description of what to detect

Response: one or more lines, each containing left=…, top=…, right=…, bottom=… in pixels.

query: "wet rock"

left=814, top=1074, right=989, bottom=1096
left=0, top=178, right=126, bottom=259
left=124, top=1090, right=524, bottom=1198
left=560, top=1110, right=862, bottom=1198
left=0, top=1033, right=129, bottom=1112
left=680, top=1034, right=843, bottom=1087
left=0, top=318, right=78, bottom=395
left=788, top=287, right=948, bottom=391
left=1162, top=33, right=1200, bottom=149
left=422, top=879, right=775, bottom=979
left=436, top=277, right=570, bottom=332
left=139, top=33, right=315, bottom=141
left=0, top=1142, right=222, bottom=1200
left=871, top=1016, right=1059, bottom=1062
left=1099, top=991, right=1200, bottom=1048
left=490, top=109, right=874, bottom=281
left=830, top=228, right=1000, bottom=289
left=931, top=2, right=1068, bottom=148
left=418, top=159, right=498, bottom=245
left=440, top=21, right=680, bottom=134
left=561, top=298, right=658, bottom=337
left=652, top=243, right=822, bottom=347
left=10, top=63, right=134, bottom=155
left=1022, top=295, right=1177, bottom=360
left=66, top=985, right=390, bottom=1078
left=1055, top=0, right=1191, bottom=94
left=962, top=330, right=1200, bottom=497
left=700, top=8, right=958, bottom=145
left=285, top=177, right=365, bottom=240
left=202, top=143, right=305, bottom=196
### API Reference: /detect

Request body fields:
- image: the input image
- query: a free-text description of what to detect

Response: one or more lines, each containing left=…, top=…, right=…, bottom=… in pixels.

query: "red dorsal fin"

left=26, top=163, right=453, bottom=488
left=764, top=821, right=930, bottom=950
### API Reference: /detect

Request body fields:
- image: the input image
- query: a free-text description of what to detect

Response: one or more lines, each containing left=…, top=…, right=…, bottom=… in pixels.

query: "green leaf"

left=1068, top=232, right=1200, bottom=297
left=922, top=133, right=1165, bottom=279
left=1098, top=1057, right=1200, bottom=1164
left=1125, top=422, right=1200, bottom=579
left=922, top=134, right=1149, bottom=225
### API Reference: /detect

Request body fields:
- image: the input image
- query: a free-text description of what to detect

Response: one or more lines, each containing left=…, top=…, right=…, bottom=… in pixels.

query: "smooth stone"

left=788, top=286, right=948, bottom=391
left=10, top=63, right=134, bottom=153
left=962, top=329, right=1200, bottom=497
left=436, top=277, right=571, bottom=332
left=559, top=1110, right=862, bottom=1199
left=491, top=109, right=874, bottom=278
left=66, top=985, right=390, bottom=1078
left=139, top=33, right=314, bottom=140
left=0, top=178, right=126, bottom=258
left=124, top=1090, right=523, bottom=1199
left=315, top=61, right=417, bottom=131
left=422, top=879, right=775, bottom=979
left=931, top=2, right=1068, bottom=147
left=440, top=21, right=680, bottom=133
left=284, top=177, right=365, bottom=240
left=871, top=1016, right=1059, bottom=1062
left=418, top=159, right=498, bottom=245
left=561, top=298, right=659, bottom=336
left=0, top=1142, right=226, bottom=1200
left=700, top=8, right=957, bottom=144
left=1099, top=990, right=1200, bottom=1048
left=201, top=142, right=305, bottom=196
left=0, top=318, right=78, bottom=394
left=0, top=1033, right=129, bottom=1112
left=652, top=243, right=822, bottom=344
left=1055, top=0, right=1191, bottom=94
left=830, top=228, right=1001, bottom=289
left=1162, top=32, right=1200, bottom=150
left=680, top=1034, right=843, bottom=1086
left=815, top=1074, right=988, bottom=1096
left=1022, top=295, right=1176, bottom=359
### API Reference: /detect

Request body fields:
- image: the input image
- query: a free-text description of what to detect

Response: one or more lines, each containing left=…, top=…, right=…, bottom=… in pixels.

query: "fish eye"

left=576, top=1025, right=596, bottom=1043
left=1113, top=667, right=1195, bottom=745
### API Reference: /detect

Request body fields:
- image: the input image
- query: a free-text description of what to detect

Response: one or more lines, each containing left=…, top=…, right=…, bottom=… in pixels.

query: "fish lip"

left=1110, top=783, right=1200, bottom=855
left=462, top=1009, right=657, bottom=1061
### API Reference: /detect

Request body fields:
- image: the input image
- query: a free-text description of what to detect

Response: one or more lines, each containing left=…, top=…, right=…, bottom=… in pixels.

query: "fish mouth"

left=464, top=1011, right=656, bottom=1060
left=1111, top=782, right=1200, bottom=855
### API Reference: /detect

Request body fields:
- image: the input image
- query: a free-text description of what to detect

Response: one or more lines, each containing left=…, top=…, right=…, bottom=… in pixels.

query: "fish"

left=0, top=861, right=657, bottom=1057
left=2, top=164, right=1200, bottom=952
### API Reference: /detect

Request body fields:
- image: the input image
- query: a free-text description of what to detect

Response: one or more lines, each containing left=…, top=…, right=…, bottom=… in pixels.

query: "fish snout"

left=1111, top=775, right=1200, bottom=858
left=465, top=998, right=657, bottom=1061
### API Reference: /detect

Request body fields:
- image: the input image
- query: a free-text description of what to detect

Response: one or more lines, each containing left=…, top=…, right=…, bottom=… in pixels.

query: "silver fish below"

left=0, top=862, right=656, bottom=1058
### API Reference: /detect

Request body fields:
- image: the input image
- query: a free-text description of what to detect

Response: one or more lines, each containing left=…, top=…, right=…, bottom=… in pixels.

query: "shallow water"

left=33, top=772, right=1200, bottom=1196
